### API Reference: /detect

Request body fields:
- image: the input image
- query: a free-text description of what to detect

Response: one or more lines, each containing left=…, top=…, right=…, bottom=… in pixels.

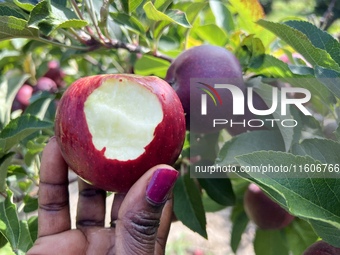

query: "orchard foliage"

left=0, top=0, right=340, bottom=254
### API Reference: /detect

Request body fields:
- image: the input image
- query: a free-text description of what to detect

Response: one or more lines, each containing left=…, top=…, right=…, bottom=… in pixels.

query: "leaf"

left=228, top=0, right=264, bottom=34
left=27, top=216, right=37, bottom=243
left=285, top=218, right=318, bottom=255
left=308, top=219, right=340, bottom=248
left=236, top=151, right=340, bottom=232
left=0, top=5, right=26, bottom=19
left=292, top=138, right=340, bottom=164
left=0, top=152, right=15, bottom=200
left=0, top=16, right=39, bottom=42
left=201, top=191, right=226, bottom=212
left=284, top=20, right=340, bottom=66
left=143, top=1, right=191, bottom=28
left=235, top=34, right=265, bottom=69
left=27, top=0, right=88, bottom=36
left=0, top=190, right=33, bottom=253
left=251, top=55, right=331, bottom=107
left=216, top=130, right=285, bottom=166
left=314, top=65, right=340, bottom=100
left=230, top=209, right=249, bottom=253
left=24, top=94, right=54, bottom=120
left=134, top=55, right=170, bottom=78
left=0, top=114, right=53, bottom=156
left=256, top=20, right=340, bottom=72
left=23, top=195, right=38, bottom=213
left=194, top=24, right=227, bottom=46
left=173, top=174, right=207, bottom=238
left=250, top=79, right=294, bottom=151
left=154, top=0, right=172, bottom=11
left=254, top=229, right=289, bottom=255
left=209, top=0, right=234, bottom=32
left=185, top=2, right=207, bottom=25
left=0, top=74, right=30, bottom=130
left=109, top=12, right=146, bottom=34
left=197, top=178, right=235, bottom=206
left=13, top=0, right=38, bottom=11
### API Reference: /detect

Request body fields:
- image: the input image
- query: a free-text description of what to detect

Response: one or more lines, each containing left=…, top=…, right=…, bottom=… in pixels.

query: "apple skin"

left=12, top=84, right=33, bottom=111
left=55, top=74, right=186, bottom=193
left=165, top=45, right=245, bottom=134
left=244, top=183, right=295, bottom=230
left=302, top=241, right=340, bottom=255
left=33, top=77, right=57, bottom=93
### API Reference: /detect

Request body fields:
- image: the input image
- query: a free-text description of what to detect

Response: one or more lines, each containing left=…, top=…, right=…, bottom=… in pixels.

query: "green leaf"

left=228, top=0, right=264, bottom=34
left=285, top=218, right=318, bottom=255
left=230, top=209, right=249, bottom=253
left=194, top=24, right=227, bottom=46
left=0, top=190, right=33, bottom=253
left=209, top=0, right=234, bottom=32
left=216, top=130, right=285, bottom=166
left=0, top=233, right=15, bottom=255
left=0, top=74, right=30, bottom=130
left=292, top=138, right=340, bottom=164
left=201, top=191, right=226, bottom=212
left=24, top=94, right=55, bottom=120
left=308, top=219, right=340, bottom=248
left=143, top=1, right=191, bottom=28
left=0, top=152, right=15, bottom=200
left=197, top=178, right=235, bottom=206
left=236, top=151, right=340, bottom=232
left=27, top=216, right=37, bottom=243
left=0, top=114, right=53, bottom=156
left=154, top=0, right=172, bottom=11
left=0, top=16, right=39, bottom=42
left=13, top=0, right=38, bottom=12
left=249, top=79, right=294, bottom=151
left=235, top=34, right=265, bottom=69
left=173, top=174, right=207, bottom=238
left=284, top=20, right=340, bottom=66
left=256, top=19, right=340, bottom=72
left=23, top=195, right=38, bottom=213
left=251, top=55, right=331, bottom=107
left=314, top=65, right=340, bottom=100
left=109, top=12, right=146, bottom=34
left=134, top=55, right=170, bottom=78
left=28, top=0, right=88, bottom=36
left=254, top=229, right=289, bottom=255
left=185, top=2, right=207, bottom=25
left=0, top=5, right=26, bottom=19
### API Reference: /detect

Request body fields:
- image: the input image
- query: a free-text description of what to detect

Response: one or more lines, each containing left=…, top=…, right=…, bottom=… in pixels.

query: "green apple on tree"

left=55, top=74, right=186, bottom=193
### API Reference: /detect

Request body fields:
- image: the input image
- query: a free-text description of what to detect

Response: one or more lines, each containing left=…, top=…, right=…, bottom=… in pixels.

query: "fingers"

left=115, top=165, right=179, bottom=255
left=38, top=137, right=70, bottom=238
left=76, top=179, right=106, bottom=231
left=111, top=193, right=125, bottom=227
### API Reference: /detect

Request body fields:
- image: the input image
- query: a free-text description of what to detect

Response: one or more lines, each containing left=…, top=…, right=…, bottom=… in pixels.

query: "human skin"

left=26, top=138, right=178, bottom=255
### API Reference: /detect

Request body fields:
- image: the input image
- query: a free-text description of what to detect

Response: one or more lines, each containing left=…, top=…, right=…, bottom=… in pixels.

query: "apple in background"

left=244, top=183, right=295, bottom=230
left=165, top=45, right=245, bottom=134
left=12, top=84, right=33, bottom=111
left=33, top=77, right=57, bottom=93
left=55, top=74, right=186, bottom=193
left=302, top=240, right=340, bottom=255
left=44, top=60, right=66, bottom=88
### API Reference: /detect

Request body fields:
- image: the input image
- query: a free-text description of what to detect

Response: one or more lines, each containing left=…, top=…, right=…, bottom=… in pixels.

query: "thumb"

left=115, top=165, right=179, bottom=255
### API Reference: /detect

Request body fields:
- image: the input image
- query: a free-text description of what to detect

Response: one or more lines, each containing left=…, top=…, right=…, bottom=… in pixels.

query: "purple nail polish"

left=49, top=136, right=56, bottom=142
left=146, top=168, right=179, bottom=204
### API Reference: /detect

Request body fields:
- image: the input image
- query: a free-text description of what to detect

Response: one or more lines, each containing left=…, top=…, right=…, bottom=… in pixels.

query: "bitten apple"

left=244, top=183, right=295, bottom=230
left=55, top=74, right=186, bottom=193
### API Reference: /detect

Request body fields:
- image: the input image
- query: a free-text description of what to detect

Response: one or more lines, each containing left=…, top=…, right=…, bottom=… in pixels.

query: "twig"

left=84, top=0, right=107, bottom=45
left=320, top=0, right=337, bottom=30
left=0, top=192, right=7, bottom=199
left=69, top=0, right=94, bottom=35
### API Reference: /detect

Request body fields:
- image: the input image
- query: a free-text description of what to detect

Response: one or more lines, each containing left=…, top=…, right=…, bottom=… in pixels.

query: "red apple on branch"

left=55, top=74, right=186, bottom=193
left=244, top=183, right=295, bottom=230
left=302, top=240, right=340, bottom=255
left=12, top=84, right=33, bottom=111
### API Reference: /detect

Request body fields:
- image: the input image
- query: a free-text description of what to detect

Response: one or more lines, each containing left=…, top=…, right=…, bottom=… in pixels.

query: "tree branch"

left=320, top=0, right=337, bottom=30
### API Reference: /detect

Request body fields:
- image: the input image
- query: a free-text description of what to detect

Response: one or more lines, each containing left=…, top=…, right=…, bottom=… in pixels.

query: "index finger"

left=37, top=137, right=71, bottom=238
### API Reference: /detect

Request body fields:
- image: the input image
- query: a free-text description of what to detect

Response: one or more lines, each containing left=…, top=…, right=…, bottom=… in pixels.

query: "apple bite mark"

left=84, top=78, right=163, bottom=161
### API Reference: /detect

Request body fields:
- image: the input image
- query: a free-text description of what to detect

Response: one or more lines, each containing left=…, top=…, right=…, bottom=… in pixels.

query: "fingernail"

left=146, top=168, right=179, bottom=205
left=49, top=136, right=56, bottom=142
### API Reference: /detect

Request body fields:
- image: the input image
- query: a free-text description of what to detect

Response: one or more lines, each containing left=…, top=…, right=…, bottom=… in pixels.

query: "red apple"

left=244, top=183, right=295, bottom=230
left=12, top=84, right=33, bottom=111
left=44, top=61, right=66, bottom=88
left=302, top=240, right=340, bottom=255
left=55, top=74, right=186, bottom=193
left=165, top=45, right=245, bottom=134
left=33, top=77, right=57, bottom=93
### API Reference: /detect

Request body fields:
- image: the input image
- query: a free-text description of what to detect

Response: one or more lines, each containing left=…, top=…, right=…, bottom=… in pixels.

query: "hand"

left=27, top=138, right=179, bottom=255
